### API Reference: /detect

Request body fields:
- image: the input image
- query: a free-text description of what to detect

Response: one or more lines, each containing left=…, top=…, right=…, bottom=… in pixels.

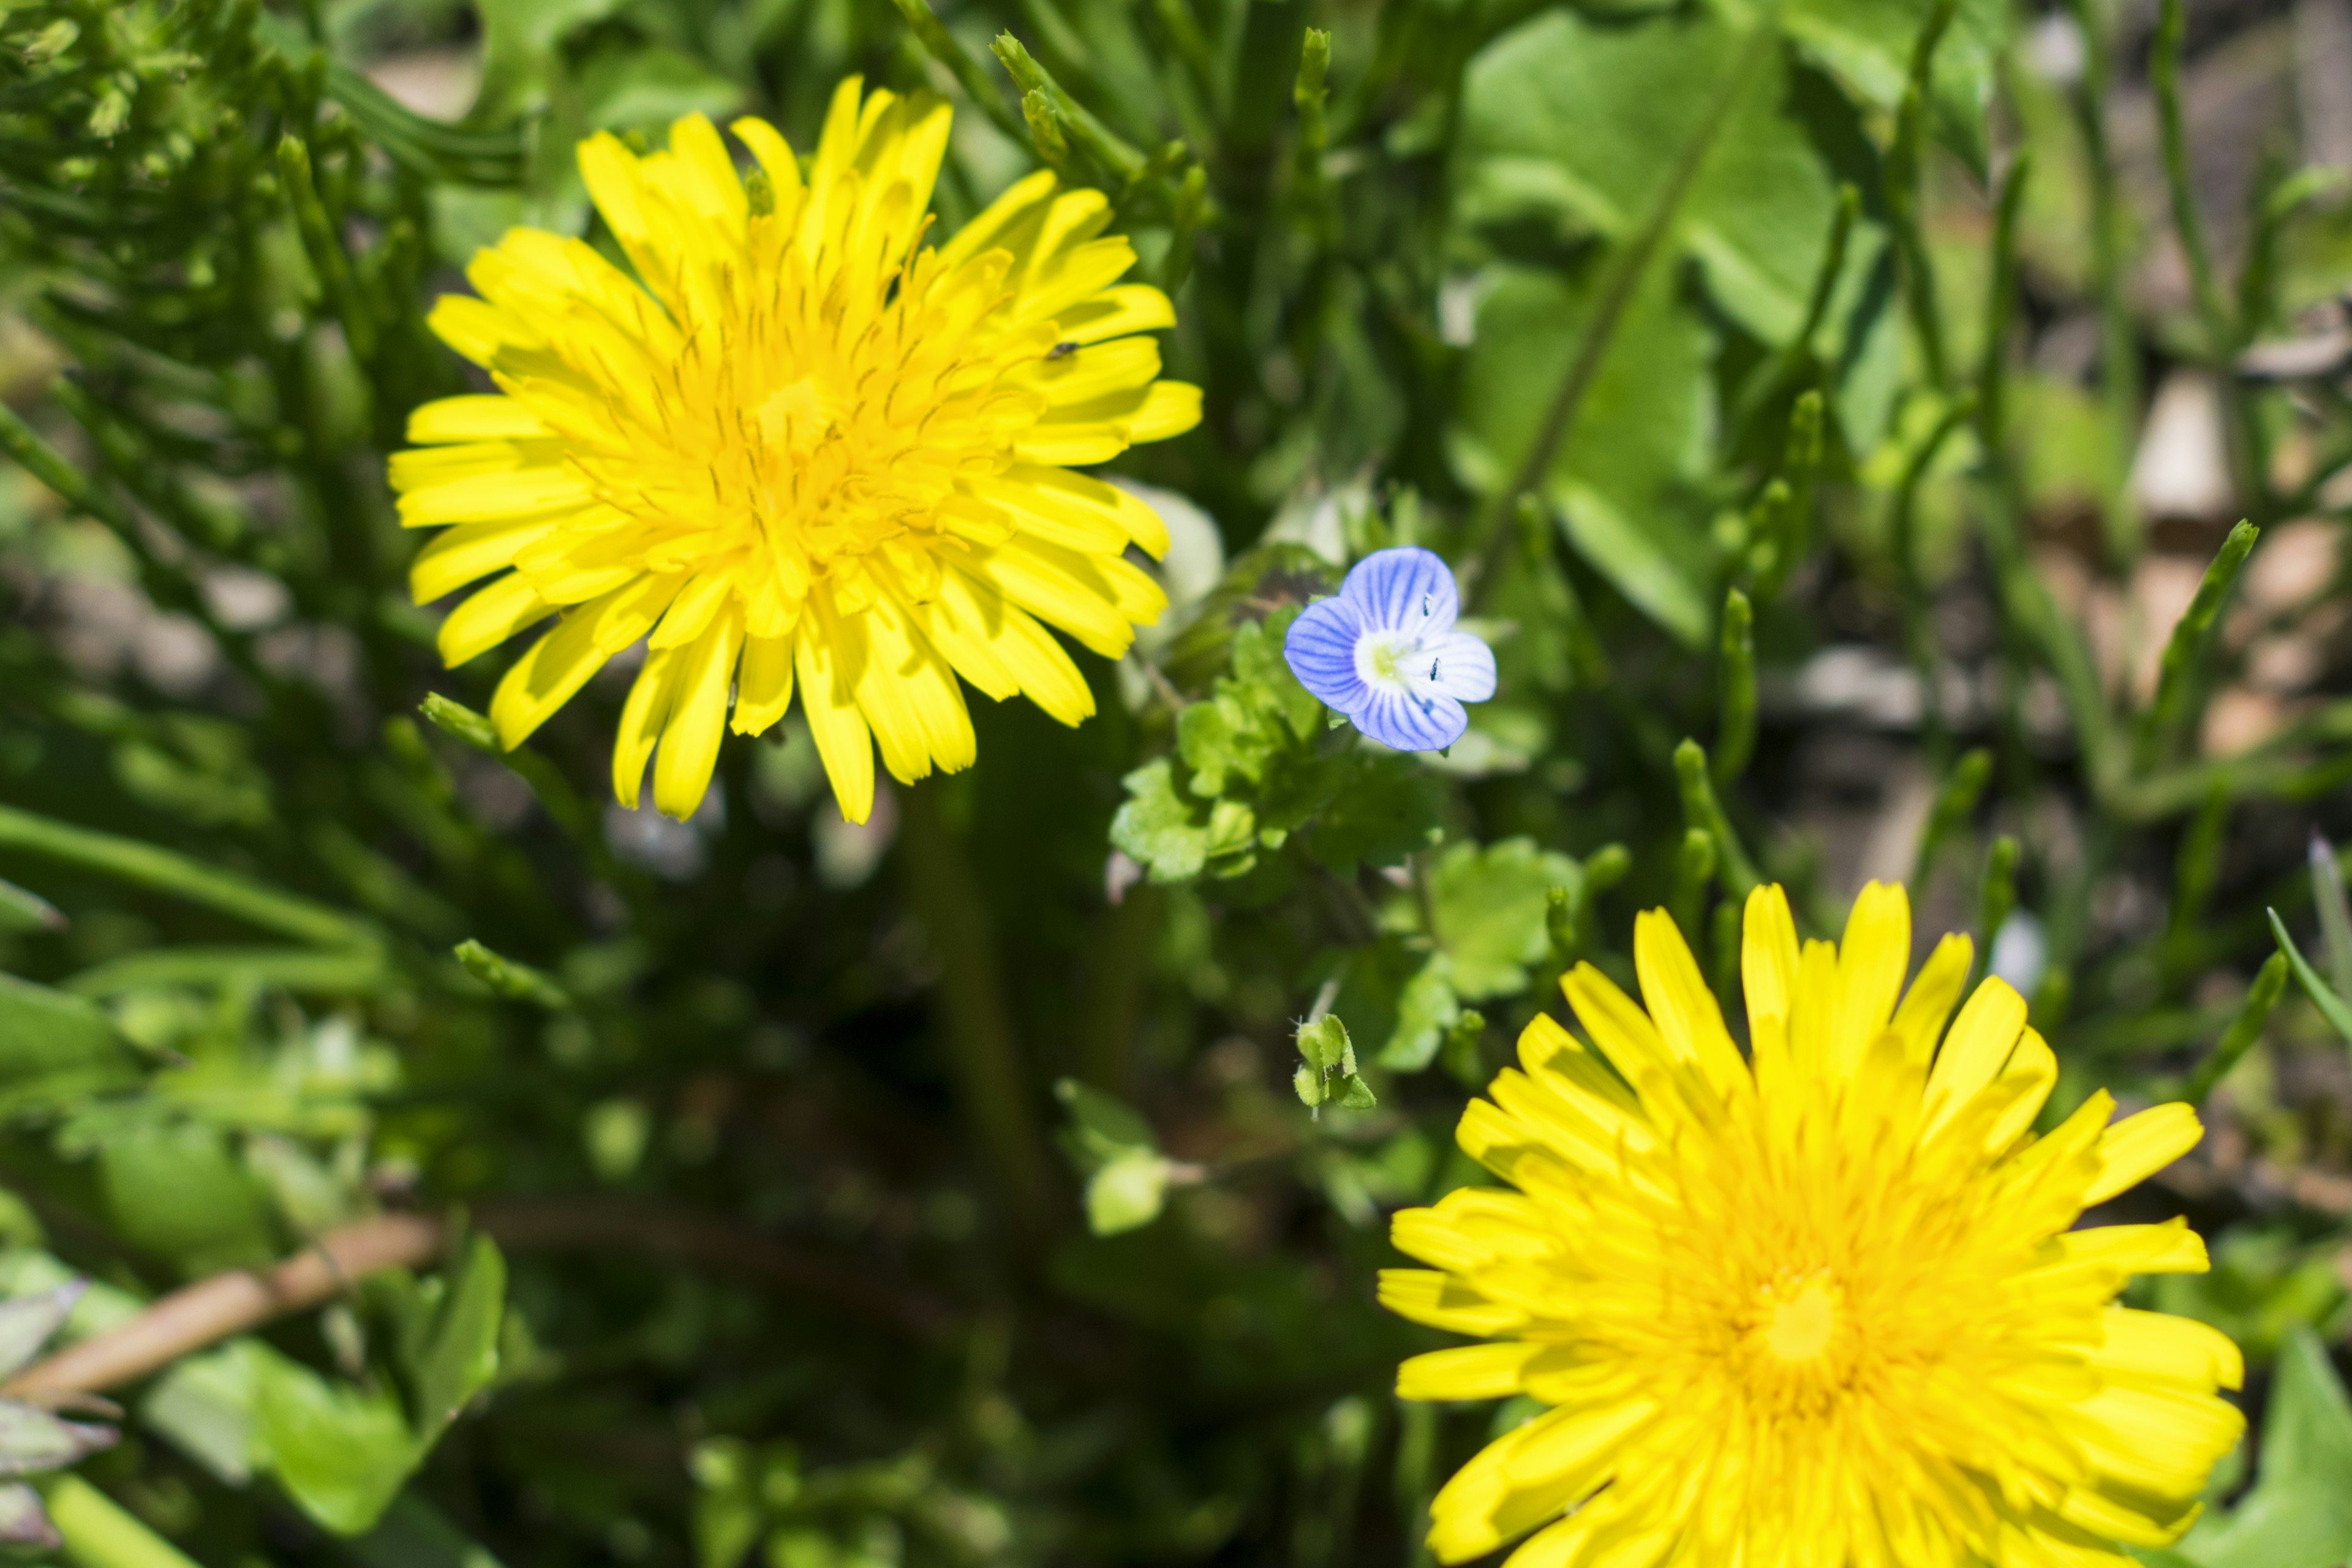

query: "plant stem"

left=43, top=1476, right=203, bottom=1568
left=2152, top=0, right=2232, bottom=358
left=899, top=782, right=1057, bottom=1242
left=6, top=1214, right=442, bottom=1398
left=0, top=805, right=377, bottom=951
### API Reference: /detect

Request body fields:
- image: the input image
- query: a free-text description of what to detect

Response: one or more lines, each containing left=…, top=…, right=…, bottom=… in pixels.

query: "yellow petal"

left=411, top=517, right=560, bottom=604
left=731, top=632, right=797, bottom=737
left=612, top=644, right=687, bottom=809
left=1123, top=379, right=1203, bottom=443
left=1830, top=880, right=1910, bottom=1075
left=2083, top=1103, right=2202, bottom=1206
left=1396, top=1343, right=1542, bottom=1402
left=438, top=572, right=552, bottom=666
left=652, top=603, right=744, bottom=820
left=405, top=395, right=550, bottom=444
left=797, top=601, right=876, bottom=824
left=1923, top=977, right=2027, bottom=1136
left=1888, top=932, right=1972, bottom=1065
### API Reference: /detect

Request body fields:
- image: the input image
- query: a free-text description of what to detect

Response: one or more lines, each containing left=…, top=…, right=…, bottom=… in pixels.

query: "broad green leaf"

left=1450, top=265, right=1713, bottom=645
left=251, top=1350, right=418, bottom=1536
left=1550, top=481, right=1712, bottom=650
left=2167, top=1328, right=2352, bottom=1567
left=1392, top=839, right=1585, bottom=1000
left=1781, top=0, right=2008, bottom=175
left=1460, top=12, right=1873, bottom=344
left=409, top=1235, right=505, bottom=1446
left=473, top=0, right=626, bottom=120
left=1110, top=760, right=1219, bottom=883
left=96, top=1123, right=275, bottom=1276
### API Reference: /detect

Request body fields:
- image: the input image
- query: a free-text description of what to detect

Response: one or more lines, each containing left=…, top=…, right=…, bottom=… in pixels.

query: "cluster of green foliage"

left=2, top=0, right=2352, bottom=1564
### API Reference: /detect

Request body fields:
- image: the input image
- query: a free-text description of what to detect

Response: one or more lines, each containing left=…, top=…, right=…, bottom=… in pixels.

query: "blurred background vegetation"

left=4, top=0, right=2352, bottom=1563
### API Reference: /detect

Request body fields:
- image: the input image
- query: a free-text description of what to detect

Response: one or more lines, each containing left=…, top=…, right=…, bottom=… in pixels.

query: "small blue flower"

left=1283, top=547, right=1496, bottom=752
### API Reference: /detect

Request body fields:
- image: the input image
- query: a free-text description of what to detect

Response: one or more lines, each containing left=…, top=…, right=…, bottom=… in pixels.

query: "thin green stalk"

left=900, top=783, right=1056, bottom=1241
left=1671, top=827, right=1717, bottom=942
left=277, top=135, right=377, bottom=366
left=888, top=0, right=1033, bottom=146
left=992, top=32, right=1147, bottom=187
left=2060, top=0, right=2144, bottom=564
left=1885, top=0, right=1958, bottom=388
left=1675, top=739, right=1760, bottom=895
left=2151, top=0, right=2232, bottom=357
left=2133, top=521, right=2257, bottom=767
left=2270, top=908, right=2352, bottom=1047
left=0, top=804, right=375, bottom=950
left=1730, top=186, right=1856, bottom=450
left=1977, top=153, right=2031, bottom=451
left=1975, top=834, right=2019, bottom=986
left=2183, top=953, right=2289, bottom=1101
left=1714, top=587, right=1757, bottom=788
left=1470, top=17, right=1775, bottom=600
left=1910, top=748, right=1991, bottom=889
left=44, top=1476, right=205, bottom=1568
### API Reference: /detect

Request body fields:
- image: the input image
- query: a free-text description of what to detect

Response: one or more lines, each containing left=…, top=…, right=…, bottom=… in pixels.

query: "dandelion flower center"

left=1756, top=1271, right=1839, bottom=1365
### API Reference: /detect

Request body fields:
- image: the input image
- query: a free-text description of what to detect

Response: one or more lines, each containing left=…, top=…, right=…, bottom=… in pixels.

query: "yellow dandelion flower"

left=1385, top=881, right=2242, bottom=1568
left=390, top=80, right=1199, bottom=822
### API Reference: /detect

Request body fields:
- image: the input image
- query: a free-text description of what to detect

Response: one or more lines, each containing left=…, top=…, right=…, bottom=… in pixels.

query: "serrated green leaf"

left=1393, top=839, right=1586, bottom=1000
left=1110, top=760, right=1214, bottom=882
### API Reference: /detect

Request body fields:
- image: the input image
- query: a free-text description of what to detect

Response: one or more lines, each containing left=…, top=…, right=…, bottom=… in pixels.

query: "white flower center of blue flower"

left=1355, top=629, right=1429, bottom=693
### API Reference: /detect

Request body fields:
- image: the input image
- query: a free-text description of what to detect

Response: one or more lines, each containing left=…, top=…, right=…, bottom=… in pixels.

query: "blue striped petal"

left=1283, top=596, right=1370, bottom=712
left=1341, top=546, right=1457, bottom=638
left=1354, top=686, right=1468, bottom=752
left=1417, top=631, right=1496, bottom=703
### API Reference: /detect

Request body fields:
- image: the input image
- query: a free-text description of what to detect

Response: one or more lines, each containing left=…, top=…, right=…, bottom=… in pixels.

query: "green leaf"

left=2167, top=1328, right=2352, bottom=1567
left=1394, top=839, right=1586, bottom=1000
left=407, top=1235, right=505, bottom=1446
left=473, top=0, right=627, bottom=120
left=1450, top=265, right=1712, bottom=646
left=1781, top=0, right=2007, bottom=175
left=96, top=1124, right=275, bottom=1276
left=1110, top=760, right=1216, bottom=883
left=1295, top=1016, right=1354, bottom=1076
left=1379, top=953, right=1460, bottom=1072
left=0, top=974, right=138, bottom=1098
left=1461, top=12, right=1874, bottom=345
left=2270, top=910, right=2352, bottom=1049
left=1307, top=756, right=1445, bottom=873
left=1053, top=1079, right=1156, bottom=1165
left=251, top=1351, right=418, bottom=1536
left=1084, top=1150, right=1172, bottom=1236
